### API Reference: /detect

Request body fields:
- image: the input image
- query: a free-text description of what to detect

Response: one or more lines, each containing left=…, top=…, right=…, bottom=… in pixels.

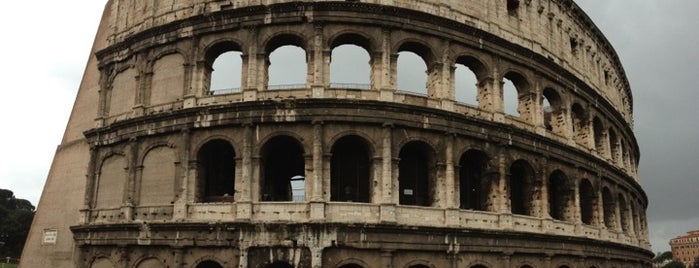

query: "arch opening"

left=264, top=262, right=294, bottom=268
left=548, top=170, right=569, bottom=221
left=593, top=117, right=606, bottom=155
left=454, top=56, right=485, bottom=106
left=579, top=179, right=596, bottom=225
left=609, top=129, right=620, bottom=164
left=509, top=160, right=535, bottom=216
left=459, top=150, right=490, bottom=211
left=602, top=187, right=617, bottom=229
left=399, top=141, right=435, bottom=207
left=205, top=41, right=243, bottom=95
left=196, top=260, right=224, bottom=268
left=197, top=139, right=236, bottom=202
left=502, top=72, right=530, bottom=118
left=261, top=136, right=305, bottom=201
left=542, top=88, right=563, bottom=133
left=618, top=194, right=630, bottom=233
left=330, top=135, right=371, bottom=203
left=571, top=103, right=588, bottom=146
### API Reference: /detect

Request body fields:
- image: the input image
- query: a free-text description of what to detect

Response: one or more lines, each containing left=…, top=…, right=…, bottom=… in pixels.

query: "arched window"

left=571, top=104, right=588, bottom=146
left=593, top=117, right=606, bottom=155
left=136, top=258, right=165, bottom=268
left=397, top=42, right=432, bottom=96
left=454, top=56, right=485, bottom=106
left=266, top=35, right=307, bottom=89
left=609, top=129, right=620, bottom=163
left=471, top=265, right=489, bottom=268
left=261, top=136, right=305, bottom=201
left=502, top=72, right=531, bottom=120
left=509, top=160, right=535, bottom=216
left=398, top=141, right=435, bottom=206
left=459, top=150, right=490, bottom=211
left=542, top=88, right=564, bottom=134
left=330, top=34, right=372, bottom=89
left=140, top=146, right=176, bottom=206
left=205, top=41, right=243, bottom=95
left=196, top=260, right=224, bottom=268
left=96, top=155, right=127, bottom=209
left=548, top=170, right=570, bottom=221
left=602, top=187, right=617, bottom=229
left=90, top=258, right=115, bottom=268
left=331, top=136, right=371, bottom=203
left=151, top=53, right=185, bottom=102
left=197, top=139, right=236, bottom=202
left=408, top=265, right=430, bottom=268
left=618, top=193, right=630, bottom=233
left=579, top=179, right=596, bottom=225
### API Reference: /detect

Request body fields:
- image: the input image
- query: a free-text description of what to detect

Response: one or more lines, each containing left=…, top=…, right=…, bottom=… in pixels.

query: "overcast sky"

left=0, top=1, right=697, bottom=254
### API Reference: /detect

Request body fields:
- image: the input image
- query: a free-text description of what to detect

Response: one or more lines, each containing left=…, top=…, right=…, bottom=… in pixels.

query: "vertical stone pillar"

left=174, top=129, right=191, bottom=220
left=236, top=124, right=253, bottom=220
left=380, top=124, right=396, bottom=223
left=82, top=146, right=99, bottom=223
left=173, top=247, right=184, bottom=268
left=539, top=158, right=550, bottom=219
left=311, top=24, right=326, bottom=97
left=379, top=29, right=393, bottom=91
left=497, top=149, right=508, bottom=214
left=444, top=134, right=456, bottom=208
left=380, top=250, right=394, bottom=268
left=311, top=121, right=324, bottom=201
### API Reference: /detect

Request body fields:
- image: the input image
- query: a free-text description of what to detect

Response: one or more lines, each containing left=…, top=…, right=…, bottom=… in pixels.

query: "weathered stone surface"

left=21, top=1, right=649, bottom=267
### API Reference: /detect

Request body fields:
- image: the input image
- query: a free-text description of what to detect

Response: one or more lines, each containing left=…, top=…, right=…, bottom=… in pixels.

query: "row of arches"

left=103, top=26, right=636, bottom=174
left=92, top=131, right=645, bottom=237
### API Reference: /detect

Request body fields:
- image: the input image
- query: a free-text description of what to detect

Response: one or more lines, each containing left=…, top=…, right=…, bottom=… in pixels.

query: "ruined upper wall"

left=104, top=0, right=633, bottom=125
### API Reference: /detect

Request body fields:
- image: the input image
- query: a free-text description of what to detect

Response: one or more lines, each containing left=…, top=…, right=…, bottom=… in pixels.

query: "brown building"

left=671, top=230, right=699, bottom=267
left=21, top=0, right=651, bottom=267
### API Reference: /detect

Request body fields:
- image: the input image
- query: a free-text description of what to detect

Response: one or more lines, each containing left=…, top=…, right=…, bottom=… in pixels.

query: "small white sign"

left=43, top=229, right=58, bottom=245
left=403, top=189, right=414, bottom=195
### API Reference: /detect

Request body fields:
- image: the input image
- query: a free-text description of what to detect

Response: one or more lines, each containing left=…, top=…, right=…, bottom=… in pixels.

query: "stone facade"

left=21, top=0, right=650, bottom=267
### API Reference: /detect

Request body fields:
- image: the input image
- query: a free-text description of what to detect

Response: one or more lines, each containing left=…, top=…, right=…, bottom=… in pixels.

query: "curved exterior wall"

left=21, top=0, right=650, bottom=267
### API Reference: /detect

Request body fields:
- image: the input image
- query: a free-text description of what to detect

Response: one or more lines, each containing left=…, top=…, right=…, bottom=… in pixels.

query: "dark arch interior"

left=197, top=139, right=236, bottom=202
left=261, top=136, right=305, bottom=201
left=331, top=136, right=371, bottom=203
left=579, top=179, right=595, bottom=225
left=548, top=171, right=568, bottom=221
left=196, top=260, right=224, bottom=268
left=399, top=141, right=434, bottom=207
left=459, top=150, right=489, bottom=211
left=509, top=160, right=534, bottom=216
left=265, top=262, right=294, bottom=268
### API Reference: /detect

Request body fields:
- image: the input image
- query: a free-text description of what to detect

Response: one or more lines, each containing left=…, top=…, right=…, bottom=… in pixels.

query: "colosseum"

left=21, top=0, right=651, bottom=267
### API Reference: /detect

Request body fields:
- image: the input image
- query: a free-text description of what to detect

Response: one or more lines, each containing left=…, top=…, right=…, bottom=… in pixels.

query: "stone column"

left=380, top=250, right=394, bottom=268
left=310, top=24, right=326, bottom=97
left=444, top=134, right=456, bottom=208
left=236, top=124, right=253, bottom=220
left=380, top=124, right=396, bottom=223
left=311, top=121, right=324, bottom=201
left=173, top=128, right=191, bottom=220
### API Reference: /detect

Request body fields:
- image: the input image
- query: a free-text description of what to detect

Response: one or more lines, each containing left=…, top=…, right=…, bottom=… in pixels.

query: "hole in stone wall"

left=331, top=136, right=371, bottom=203
left=268, top=45, right=307, bottom=89
left=548, top=170, right=568, bottom=221
left=509, top=160, right=534, bottom=216
left=397, top=51, right=428, bottom=96
left=260, top=136, right=305, bottom=201
left=507, top=0, right=520, bottom=13
left=330, top=44, right=371, bottom=89
left=455, top=63, right=479, bottom=106
left=602, top=186, right=616, bottom=229
left=399, top=141, right=434, bottom=207
left=210, top=51, right=242, bottom=93
left=197, top=139, right=236, bottom=202
left=579, top=179, right=595, bottom=225
left=459, top=150, right=490, bottom=211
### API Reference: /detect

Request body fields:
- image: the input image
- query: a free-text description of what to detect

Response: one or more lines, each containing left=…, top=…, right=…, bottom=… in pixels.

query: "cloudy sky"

left=0, top=1, right=697, bottom=254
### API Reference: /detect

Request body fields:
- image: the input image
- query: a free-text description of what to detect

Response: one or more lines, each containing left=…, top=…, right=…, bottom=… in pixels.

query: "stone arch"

left=571, top=103, right=589, bottom=147
left=260, top=135, right=306, bottom=201
left=395, top=40, right=437, bottom=96
left=602, top=186, right=617, bottom=229
left=149, top=50, right=187, bottom=104
left=333, top=258, right=370, bottom=268
left=133, top=257, right=165, bottom=268
left=139, top=144, right=177, bottom=206
left=502, top=70, right=533, bottom=121
left=197, top=139, right=237, bottom=202
left=95, top=153, right=128, bottom=209
left=458, top=149, right=492, bottom=211
left=404, top=259, right=434, bottom=268
left=579, top=178, right=596, bottom=225
left=453, top=54, right=490, bottom=106
left=509, top=159, right=535, bottom=216
left=330, top=135, right=373, bottom=203
left=542, top=87, right=566, bottom=134
left=608, top=128, right=620, bottom=164
left=203, top=40, right=244, bottom=94
left=618, top=192, right=630, bottom=233
left=398, top=140, right=437, bottom=207
left=263, top=33, right=309, bottom=89
left=194, top=260, right=224, bottom=268
left=548, top=169, right=572, bottom=221
left=108, top=63, right=138, bottom=117
left=592, top=116, right=606, bottom=156
left=329, top=32, right=374, bottom=88
left=90, top=257, right=115, bottom=268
